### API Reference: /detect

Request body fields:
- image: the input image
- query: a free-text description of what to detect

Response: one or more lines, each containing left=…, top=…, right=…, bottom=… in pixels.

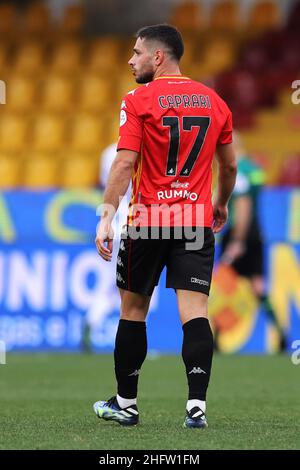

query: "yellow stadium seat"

left=169, top=0, right=205, bottom=32
left=41, top=75, right=74, bottom=112
left=22, top=2, right=51, bottom=34
left=69, top=114, right=103, bottom=153
left=13, top=42, right=45, bottom=74
left=61, top=156, right=99, bottom=188
left=202, top=38, right=235, bottom=75
left=50, top=40, right=82, bottom=74
left=31, top=115, right=66, bottom=152
left=178, top=36, right=196, bottom=72
left=23, top=155, right=59, bottom=188
left=116, top=70, right=138, bottom=103
left=0, top=155, right=20, bottom=188
left=87, top=37, right=120, bottom=72
left=79, top=75, right=111, bottom=112
left=0, top=3, right=17, bottom=35
left=6, top=76, right=37, bottom=112
left=210, top=1, right=241, bottom=30
left=248, top=1, right=281, bottom=31
left=0, top=114, right=28, bottom=152
left=0, top=44, right=8, bottom=70
left=103, top=112, right=120, bottom=147
left=60, top=4, right=85, bottom=34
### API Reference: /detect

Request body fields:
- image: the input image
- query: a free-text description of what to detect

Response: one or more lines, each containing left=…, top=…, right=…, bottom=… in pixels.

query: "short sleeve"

left=217, top=110, right=233, bottom=145
left=117, top=94, right=143, bottom=153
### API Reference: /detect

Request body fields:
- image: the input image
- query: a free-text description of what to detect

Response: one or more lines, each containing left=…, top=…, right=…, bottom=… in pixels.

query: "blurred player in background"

left=94, top=24, right=236, bottom=428
left=219, top=132, right=287, bottom=351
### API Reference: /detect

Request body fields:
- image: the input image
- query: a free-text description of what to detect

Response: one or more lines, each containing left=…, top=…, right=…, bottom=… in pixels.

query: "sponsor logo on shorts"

left=190, top=277, right=209, bottom=286
left=117, top=273, right=125, bottom=284
left=117, top=256, right=124, bottom=267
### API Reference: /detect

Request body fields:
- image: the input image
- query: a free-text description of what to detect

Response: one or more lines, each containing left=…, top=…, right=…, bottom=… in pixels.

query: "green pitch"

left=0, top=353, right=299, bottom=450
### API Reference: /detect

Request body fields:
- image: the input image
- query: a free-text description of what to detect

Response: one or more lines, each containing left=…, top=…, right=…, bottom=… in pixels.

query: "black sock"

left=182, top=318, right=213, bottom=401
left=114, top=319, right=147, bottom=399
left=260, top=295, right=282, bottom=331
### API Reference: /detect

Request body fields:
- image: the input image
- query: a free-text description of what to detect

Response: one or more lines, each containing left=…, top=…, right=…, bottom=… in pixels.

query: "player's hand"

left=95, top=218, right=114, bottom=261
left=212, top=203, right=228, bottom=233
left=221, top=239, right=246, bottom=265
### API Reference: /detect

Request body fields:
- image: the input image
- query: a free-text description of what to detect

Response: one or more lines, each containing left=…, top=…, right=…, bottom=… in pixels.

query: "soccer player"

left=94, top=24, right=237, bottom=428
left=220, top=133, right=286, bottom=351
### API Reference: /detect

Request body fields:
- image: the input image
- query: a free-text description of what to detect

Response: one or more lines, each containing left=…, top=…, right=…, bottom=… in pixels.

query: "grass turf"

left=0, top=353, right=299, bottom=450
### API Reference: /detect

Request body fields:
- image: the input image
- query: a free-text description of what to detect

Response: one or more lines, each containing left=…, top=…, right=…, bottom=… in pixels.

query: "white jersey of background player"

left=86, top=144, right=157, bottom=343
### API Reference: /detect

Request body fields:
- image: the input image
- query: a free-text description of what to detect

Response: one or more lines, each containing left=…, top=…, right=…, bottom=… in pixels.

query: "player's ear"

left=154, top=49, right=164, bottom=66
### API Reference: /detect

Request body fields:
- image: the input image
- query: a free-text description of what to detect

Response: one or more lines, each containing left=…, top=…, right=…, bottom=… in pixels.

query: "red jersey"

left=117, top=75, right=232, bottom=227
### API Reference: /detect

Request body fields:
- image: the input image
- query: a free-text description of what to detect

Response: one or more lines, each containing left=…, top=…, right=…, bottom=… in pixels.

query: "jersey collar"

left=154, top=75, right=190, bottom=80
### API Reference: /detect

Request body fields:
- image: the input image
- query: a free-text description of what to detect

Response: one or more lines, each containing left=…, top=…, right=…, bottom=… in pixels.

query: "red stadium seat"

left=287, top=0, right=300, bottom=29
left=278, top=155, right=300, bottom=186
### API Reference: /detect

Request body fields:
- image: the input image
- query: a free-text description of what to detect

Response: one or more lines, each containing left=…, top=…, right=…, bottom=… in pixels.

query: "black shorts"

left=220, top=227, right=263, bottom=277
left=116, top=226, right=215, bottom=296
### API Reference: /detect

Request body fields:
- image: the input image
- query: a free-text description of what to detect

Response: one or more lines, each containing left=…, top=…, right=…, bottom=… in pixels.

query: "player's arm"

left=221, top=195, right=252, bottom=264
left=95, top=149, right=138, bottom=261
left=103, top=149, right=138, bottom=220
left=213, top=142, right=237, bottom=233
left=231, top=195, right=252, bottom=241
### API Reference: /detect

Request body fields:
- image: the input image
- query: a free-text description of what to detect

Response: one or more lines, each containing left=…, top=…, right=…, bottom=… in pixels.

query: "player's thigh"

left=176, top=289, right=208, bottom=325
left=166, top=228, right=215, bottom=295
left=119, top=288, right=151, bottom=321
left=116, top=226, right=168, bottom=296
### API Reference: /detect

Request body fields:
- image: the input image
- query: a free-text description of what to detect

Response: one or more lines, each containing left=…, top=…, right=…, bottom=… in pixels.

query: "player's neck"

left=153, top=64, right=182, bottom=80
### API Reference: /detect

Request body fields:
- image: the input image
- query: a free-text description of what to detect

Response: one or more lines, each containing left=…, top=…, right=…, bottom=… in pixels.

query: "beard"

left=135, top=68, right=155, bottom=84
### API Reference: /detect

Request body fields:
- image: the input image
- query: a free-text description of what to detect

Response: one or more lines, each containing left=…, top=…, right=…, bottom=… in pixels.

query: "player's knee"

left=180, top=311, right=208, bottom=325
left=120, top=307, right=147, bottom=321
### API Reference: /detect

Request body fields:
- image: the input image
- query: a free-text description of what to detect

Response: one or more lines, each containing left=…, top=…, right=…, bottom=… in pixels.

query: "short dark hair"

left=135, top=24, right=184, bottom=62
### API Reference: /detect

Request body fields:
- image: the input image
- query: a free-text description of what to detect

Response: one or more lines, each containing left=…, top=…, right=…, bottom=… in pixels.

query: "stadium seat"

left=60, top=4, right=85, bottom=34
left=50, top=40, right=82, bottom=74
left=278, top=154, right=300, bottom=186
left=5, top=76, right=37, bottom=112
left=23, top=155, right=59, bottom=188
left=0, top=155, right=20, bottom=188
left=61, top=156, right=99, bottom=188
left=41, top=75, right=74, bottom=112
left=0, top=44, right=8, bottom=72
left=201, top=38, right=236, bottom=76
left=287, top=0, right=300, bottom=29
left=87, top=37, right=120, bottom=72
left=0, top=3, right=17, bottom=35
left=69, top=114, right=103, bottom=153
left=116, top=69, right=139, bottom=103
left=248, top=1, right=281, bottom=31
left=21, top=2, right=52, bottom=35
left=13, top=42, right=45, bottom=74
left=79, top=75, right=111, bottom=112
left=0, top=114, right=28, bottom=152
left=31, top=115, right=66, bottom=152
left=210, top=1, right=241, bottom=31
left=169, top=0, right=205, bottom=32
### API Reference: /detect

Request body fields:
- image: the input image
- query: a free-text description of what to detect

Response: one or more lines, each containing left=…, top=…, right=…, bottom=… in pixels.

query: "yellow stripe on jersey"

left=154, top=75, right=190, bottom=80
left=128, top=152, right=143, bottom=225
